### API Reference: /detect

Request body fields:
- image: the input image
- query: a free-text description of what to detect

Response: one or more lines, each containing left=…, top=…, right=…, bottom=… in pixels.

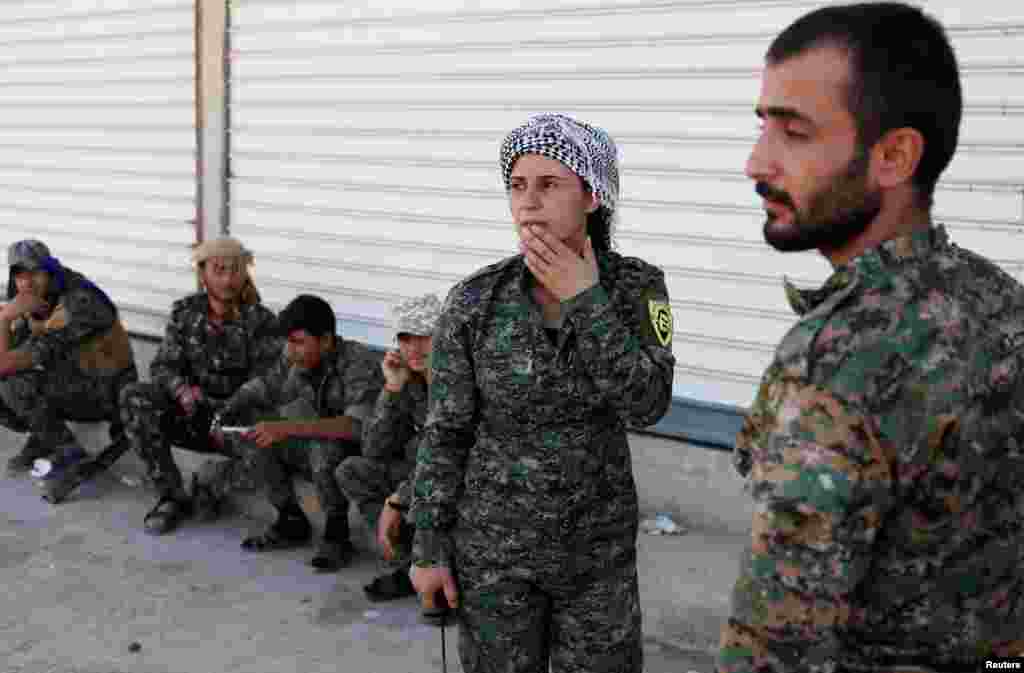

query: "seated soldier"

left=118, top=237, right=281, bottom=535
left=0, top=239, right=137, bottom=483
left=219, top=294, right=383, bottom=572
left=336, top=293, right=440, bottom=601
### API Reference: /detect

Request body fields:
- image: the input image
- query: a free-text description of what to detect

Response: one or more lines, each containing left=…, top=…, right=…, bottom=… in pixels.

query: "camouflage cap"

left=8, top=239, right=51, bottom=271
left=392, top=293, right=441, bottom=339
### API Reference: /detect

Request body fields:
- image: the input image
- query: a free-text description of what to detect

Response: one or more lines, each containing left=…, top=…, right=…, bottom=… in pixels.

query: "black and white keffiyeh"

left=499, top=113, right=620, bottom=215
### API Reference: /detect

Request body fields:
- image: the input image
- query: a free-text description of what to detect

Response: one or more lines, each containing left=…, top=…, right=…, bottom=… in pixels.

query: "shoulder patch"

left=648, top=298, right=673, bottom=347
left=449, top=255, right=519, bottom=309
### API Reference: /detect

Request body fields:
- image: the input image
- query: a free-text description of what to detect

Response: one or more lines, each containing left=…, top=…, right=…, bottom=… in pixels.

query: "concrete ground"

left=0, top=424, right=746, bottom=673
left=0, top=338, right=752, bottom=672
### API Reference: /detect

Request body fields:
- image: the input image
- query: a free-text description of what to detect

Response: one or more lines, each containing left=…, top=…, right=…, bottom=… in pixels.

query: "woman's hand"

left=377, top=500, right=404, bottom=560
left=521, top=226, right=598, bottom=301
left=410, top=566, right=459, bottom=611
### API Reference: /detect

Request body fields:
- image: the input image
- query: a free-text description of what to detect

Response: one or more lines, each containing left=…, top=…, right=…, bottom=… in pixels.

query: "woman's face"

left=509, top=154, right=598, bottom=255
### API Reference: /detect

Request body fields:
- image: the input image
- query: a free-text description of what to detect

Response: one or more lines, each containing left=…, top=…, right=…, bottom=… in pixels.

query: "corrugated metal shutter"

left=0, top=1, right=197, bottom=337
left=229, top=0, right=1024, bottom=410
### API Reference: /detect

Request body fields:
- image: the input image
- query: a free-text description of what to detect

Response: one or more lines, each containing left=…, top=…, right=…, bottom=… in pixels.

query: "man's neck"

left=823, top=203, right=932, bottom=268
left=207, top=294, right=239, bottom=322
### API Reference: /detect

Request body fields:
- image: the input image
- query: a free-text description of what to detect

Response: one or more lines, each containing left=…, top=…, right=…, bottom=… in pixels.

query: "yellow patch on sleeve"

left=648, top=299, right=673, bottom=347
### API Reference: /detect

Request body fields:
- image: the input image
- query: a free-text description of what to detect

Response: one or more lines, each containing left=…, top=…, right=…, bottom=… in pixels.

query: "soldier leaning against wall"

left=0, top=239, right=137, bottom=497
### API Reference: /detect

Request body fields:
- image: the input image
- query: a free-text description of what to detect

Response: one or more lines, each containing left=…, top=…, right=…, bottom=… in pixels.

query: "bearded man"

left=118, top=237, right=281, bottom=535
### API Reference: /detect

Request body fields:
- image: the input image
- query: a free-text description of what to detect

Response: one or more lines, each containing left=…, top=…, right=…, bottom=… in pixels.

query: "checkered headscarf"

left=499, top=114, right=620, bottom=215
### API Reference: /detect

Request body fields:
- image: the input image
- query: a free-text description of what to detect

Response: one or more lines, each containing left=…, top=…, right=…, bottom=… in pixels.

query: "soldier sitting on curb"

left=336, top=292, right=441, bottom=601
left=0, top=239, right=138, bottom=489
left=217, top=294, right=383, bottom=572
left=118, top=237, right=281, bottom=535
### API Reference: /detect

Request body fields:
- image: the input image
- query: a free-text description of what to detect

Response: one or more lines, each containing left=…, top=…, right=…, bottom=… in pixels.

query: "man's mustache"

left=755, top=182, right=795, bottom=210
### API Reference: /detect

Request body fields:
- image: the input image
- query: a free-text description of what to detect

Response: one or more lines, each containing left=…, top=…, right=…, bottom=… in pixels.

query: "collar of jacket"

left=783, top=225, right=949, bottom=317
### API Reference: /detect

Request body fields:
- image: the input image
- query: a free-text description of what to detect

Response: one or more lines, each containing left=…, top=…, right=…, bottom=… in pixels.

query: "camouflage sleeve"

left=221, top=352, right=288, bottom=420
left=23, top=285, right=115, bottom=368
left=248, top=307, right=283, bottom=379
left=411, top=290, right=478, bottom=568
left=718, top=377, right=896, bottom=673
left=342, top=348, right=384, bottom=441
left=362, top=388, right=414, bottom=462
left=150, top=301, right=192, bottom=398
left=392, top=478, right=412, bottom=509
left=561, top=268, right=676, bottom=427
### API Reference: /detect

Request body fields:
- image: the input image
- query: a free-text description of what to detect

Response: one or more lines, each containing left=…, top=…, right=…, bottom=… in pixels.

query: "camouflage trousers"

left=236, top=436, right=361, bottom=519
left=452, top=526, right=643, bottom=673
left=120, top=381, right=256, bottom=497
left=336, top=455, right=413, bottom=529
left=336, top=455, right=414, bottom=566
left=0, top=365, right=136, bottom=454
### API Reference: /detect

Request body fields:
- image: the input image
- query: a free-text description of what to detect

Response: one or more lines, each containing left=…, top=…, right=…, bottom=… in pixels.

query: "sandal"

left=363, top=567, right=416, bottom=602
left=241, top=518, right=312, bottom=552
left=143, top=495, right=193, bottom=536
left=309, top=539, right=356, bottom=572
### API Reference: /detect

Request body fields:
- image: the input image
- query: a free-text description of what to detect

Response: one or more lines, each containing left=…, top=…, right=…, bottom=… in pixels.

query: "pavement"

left=0, top=425, right=746, bottom=673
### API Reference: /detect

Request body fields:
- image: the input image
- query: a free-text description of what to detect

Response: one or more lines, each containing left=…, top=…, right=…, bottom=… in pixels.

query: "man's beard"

left=758, top=150, right=882, bottom=254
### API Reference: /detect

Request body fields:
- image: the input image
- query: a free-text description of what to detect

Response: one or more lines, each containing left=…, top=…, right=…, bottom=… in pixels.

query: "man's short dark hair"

left=766, top=2, right=961, bottom=208
left=278, top=294, right=336, bottom=338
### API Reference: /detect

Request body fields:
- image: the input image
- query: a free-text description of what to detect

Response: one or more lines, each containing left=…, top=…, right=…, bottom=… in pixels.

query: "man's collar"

left=783, top=225, right=947, bottom=316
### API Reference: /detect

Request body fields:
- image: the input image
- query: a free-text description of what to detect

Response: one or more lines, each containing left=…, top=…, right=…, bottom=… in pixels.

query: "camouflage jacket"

left=10, top=266, right=134, bottom=377
left=222, top=338, right=383, bottom=439
left=411, top=252, right=676, bottom=567
left=719, top=226, right=1024, bottom=673
left=362, top=376, right=428, bottom=507
left=149, top=293, right=280, bottom=402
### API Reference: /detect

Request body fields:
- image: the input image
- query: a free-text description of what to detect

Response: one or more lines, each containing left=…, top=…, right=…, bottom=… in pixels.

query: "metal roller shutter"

left=0, top=1, right=197, bottom=337
left=228, top=0, right=1024, bottom=435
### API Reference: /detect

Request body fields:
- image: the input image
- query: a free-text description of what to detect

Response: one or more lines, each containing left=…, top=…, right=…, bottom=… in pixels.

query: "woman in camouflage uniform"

left=410, top=114, right=676, bottom=673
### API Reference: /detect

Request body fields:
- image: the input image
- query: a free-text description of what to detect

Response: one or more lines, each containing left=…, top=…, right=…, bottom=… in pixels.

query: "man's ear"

left=872, top=127, right=925, bottom=190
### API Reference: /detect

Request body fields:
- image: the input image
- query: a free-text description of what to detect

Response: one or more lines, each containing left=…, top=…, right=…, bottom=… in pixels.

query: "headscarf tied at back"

left=191, top=237, right=261, bottom=306
left=499, top=113, right=620, bottom=218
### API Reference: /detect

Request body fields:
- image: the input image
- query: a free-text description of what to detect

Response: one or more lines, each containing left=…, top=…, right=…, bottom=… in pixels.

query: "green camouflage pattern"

left=121, top=292, right=280, bottom=496
left=2, top=266, right=137, bottom=451
left=222, top=338, right=384, bottom=518
left=149, top=293, right=281, bottom=402
left=410, top=251, right=674, bottom=672
left=720, top=226, right=1024, bottom=673
left=337, top=377, right=427, bottom=518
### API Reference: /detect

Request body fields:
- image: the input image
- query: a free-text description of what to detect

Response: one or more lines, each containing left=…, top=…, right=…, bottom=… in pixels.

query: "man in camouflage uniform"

left=719, top=5, right=1024, bottom=672
left=221, top=294, right=383, bottom=571
left=336, top=292, right=441, bottom=600
left=119, top=237, right=280, bottom=535
left=0, top=239, right=137, bottom=483
left=410, top=114, right=676, bottom=672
